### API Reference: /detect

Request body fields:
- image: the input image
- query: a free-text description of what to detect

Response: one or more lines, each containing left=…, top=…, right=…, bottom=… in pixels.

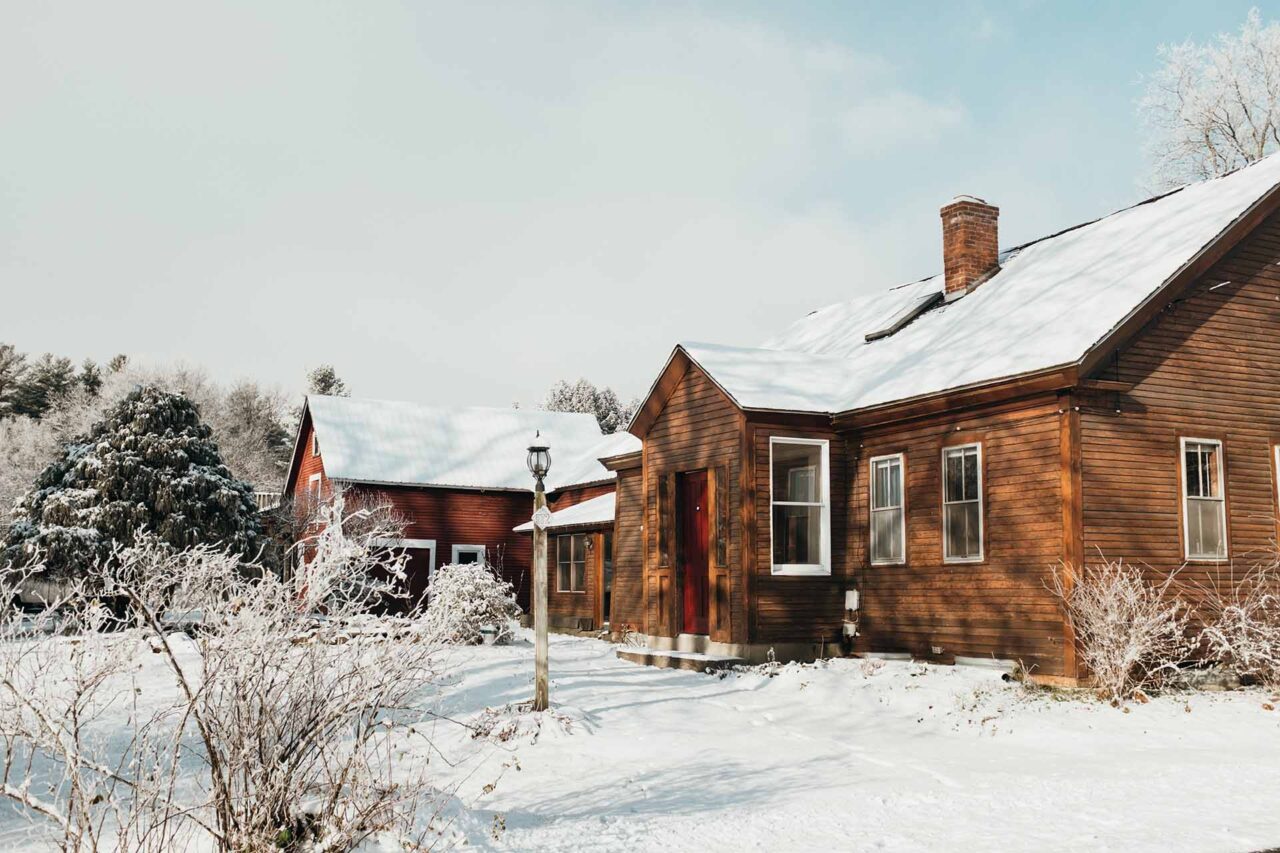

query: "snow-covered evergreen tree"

left=11, top=353, right=78, bottom=419
left=306, top=364, right=350, bottom=397
left=0, top=345, right=25, bottom=419
left=542, top=378, right=639, bottom=434
left=3, top=386, right=267, bottom=577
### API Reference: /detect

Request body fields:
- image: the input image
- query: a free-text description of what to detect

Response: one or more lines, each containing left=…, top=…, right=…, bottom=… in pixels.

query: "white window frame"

left=1181, top=436, right=1228, bottom=561
left=307, top=473, right=322, bottom=502
left=869, top=453, right=906, bottom=566
left=769, top=436, right=832, bottom=576
left=451, top=544, right=487, bottom=565
left=312, top=432, right=320, bottom=457
left=941, top=443, right=984, bottom=564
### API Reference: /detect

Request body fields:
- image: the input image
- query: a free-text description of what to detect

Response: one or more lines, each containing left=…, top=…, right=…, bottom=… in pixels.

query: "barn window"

left=557, top=533, right=587, bottom=592
left=1182, top=438, right=1227, bottom=560
left=307, top=473, right=322, bottom=504
left=451, top=544, right=486, bottom=565
left=769, top=437, right=831, bottom=576
left=312, top=432, right=320, bottom=457
left=869, top=453, right=905, bottom=565
left=942, top=444, right=983, bottom=563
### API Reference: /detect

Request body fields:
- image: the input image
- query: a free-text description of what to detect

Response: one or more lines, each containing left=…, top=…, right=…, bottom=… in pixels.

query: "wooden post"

left=532, top=485, right=549, bottom=711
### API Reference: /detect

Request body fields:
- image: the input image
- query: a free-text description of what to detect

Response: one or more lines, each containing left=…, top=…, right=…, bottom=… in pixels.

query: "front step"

left=616, top=646, right=744, bottom=674
left=674, top=633, right=710, bottom=654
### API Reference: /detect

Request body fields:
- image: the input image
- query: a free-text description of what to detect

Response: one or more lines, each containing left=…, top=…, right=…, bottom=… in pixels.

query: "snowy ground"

left=425, top=631, right=1280, bottom=853
left=2, top=630, right=1279, bottom=852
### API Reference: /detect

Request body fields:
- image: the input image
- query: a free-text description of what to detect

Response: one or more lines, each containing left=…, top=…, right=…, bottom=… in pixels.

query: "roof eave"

left=1078, top=176, right=1280, bottom=377
left=832, top=364, right=1079, bottom=431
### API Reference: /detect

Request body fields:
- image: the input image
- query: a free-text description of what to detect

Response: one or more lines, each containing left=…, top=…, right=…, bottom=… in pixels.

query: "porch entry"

left=679, top=471, right=710, bottom=635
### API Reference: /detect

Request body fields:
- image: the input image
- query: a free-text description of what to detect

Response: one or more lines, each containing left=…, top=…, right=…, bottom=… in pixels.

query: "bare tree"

left=1141, top=9, right=1280, bottom=189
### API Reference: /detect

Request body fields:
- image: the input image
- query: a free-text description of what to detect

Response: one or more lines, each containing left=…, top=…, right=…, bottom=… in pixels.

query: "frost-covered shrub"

left=1048, top=557, right=1195, bottom=703
left=424, top=562, right=520, bottom=645
left=1195, top=560, right=1280, bottom=686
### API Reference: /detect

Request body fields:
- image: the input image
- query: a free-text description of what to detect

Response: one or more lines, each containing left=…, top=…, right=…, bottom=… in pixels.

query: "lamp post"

left=526, top=433, right=552, bottom=711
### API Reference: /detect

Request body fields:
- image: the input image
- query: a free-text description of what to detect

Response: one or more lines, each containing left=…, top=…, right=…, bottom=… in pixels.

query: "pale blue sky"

left=1, top=1, right=1272, bottom=406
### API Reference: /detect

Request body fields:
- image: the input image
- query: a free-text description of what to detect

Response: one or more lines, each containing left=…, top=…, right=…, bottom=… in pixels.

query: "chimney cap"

left=948, top=194, right=990, bottom=206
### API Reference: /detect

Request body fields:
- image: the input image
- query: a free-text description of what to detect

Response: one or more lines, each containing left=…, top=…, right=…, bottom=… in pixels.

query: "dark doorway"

left=679, top=471, right=709, bottom=635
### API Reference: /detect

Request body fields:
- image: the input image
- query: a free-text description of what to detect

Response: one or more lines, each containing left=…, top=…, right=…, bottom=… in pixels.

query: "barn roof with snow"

left=512, top=492, right=616, bottom=533
left=652, top=152, right=1280, bottom=419
left=299, top=395, right=640, bottom=492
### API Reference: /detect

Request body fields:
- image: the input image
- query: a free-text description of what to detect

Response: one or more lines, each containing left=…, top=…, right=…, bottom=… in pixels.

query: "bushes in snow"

left=1052, top=549, right=1280, bottom=699
left=1048, top=558, right=1196, bottom=703
left=1194, top=560, right=1280, bottom=687
left=0, top=495, right=449, bottom=851
left=424, top=562, right=521, bottom=645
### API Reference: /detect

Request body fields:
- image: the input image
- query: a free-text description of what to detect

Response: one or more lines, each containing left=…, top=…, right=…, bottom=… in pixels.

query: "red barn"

left=283, top=395, right=639, bottom=611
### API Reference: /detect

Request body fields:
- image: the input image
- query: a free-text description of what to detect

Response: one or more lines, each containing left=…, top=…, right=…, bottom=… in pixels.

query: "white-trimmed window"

left=769, top=437, right=831, bottom=575
left=307, top=473, right=322, bottom=503
left=312, top=432, right=320, bottom=457
left=869, top=453, right=905, bottom=565
left=1182, top=437, right=1227, bottom=560
left=942, top=444, right=983, bottom=563
left=556, top=533, right=587, bottom=593
left=451, top=544, right=486, bottom=565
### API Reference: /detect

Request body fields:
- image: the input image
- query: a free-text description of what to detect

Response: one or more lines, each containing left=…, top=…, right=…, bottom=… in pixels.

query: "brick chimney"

left=940, top=195, right=999, bottom=299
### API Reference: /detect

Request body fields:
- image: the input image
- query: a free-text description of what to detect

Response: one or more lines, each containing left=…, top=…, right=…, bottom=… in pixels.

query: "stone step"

left=616, top=646, right=745, bottom=674
left=674, top=632, right=710, bottom=654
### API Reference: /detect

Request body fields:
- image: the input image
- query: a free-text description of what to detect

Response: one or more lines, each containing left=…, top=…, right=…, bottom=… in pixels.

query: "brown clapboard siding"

left=641, top=361, right=743, bottom=640
left=610, top=467, right=645, bottom=630
left=749, top=419, right=849, bottom=645
left=1081, top=207, right=1280, bottom=597
left=846, top=398, right=1069, bottom=676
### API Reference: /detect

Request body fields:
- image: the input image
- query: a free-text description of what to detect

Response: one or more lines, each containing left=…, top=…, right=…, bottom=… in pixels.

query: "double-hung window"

left=557, top=533, right=587, bottom=592
left=770, top=437, right=831, bottom=575
left=869, top=454, right=905, bottom=565
left=942, top=444, right=983, bottom=562
left=1182, top=438, right=1227, bottom=560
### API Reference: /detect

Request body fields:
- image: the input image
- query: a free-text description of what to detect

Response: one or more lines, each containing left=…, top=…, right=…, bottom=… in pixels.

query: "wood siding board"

left=1080, top=209, right=1280, bottom=620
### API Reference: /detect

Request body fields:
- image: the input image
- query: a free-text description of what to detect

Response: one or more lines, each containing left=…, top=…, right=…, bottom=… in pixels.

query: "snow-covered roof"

left=546, top=431, right=641, bottom=490
left=513, top=492, right=616, bottom=533
left=685, top=153, right=1280, bottom=415
left=306, top=396, right=617, bottom=491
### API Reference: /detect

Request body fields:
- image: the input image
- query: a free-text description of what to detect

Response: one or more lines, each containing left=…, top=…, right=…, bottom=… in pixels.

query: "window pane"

left=572, top=562, right=586, bottom=592
left=945, top=502, right=981, bottom=559
left=963, top=450, right=978, bottom=501
left=871, top=507, right=903, bottom=563
left=944, top=451, right=964, bottom=502
left=558, top=563, right=571, bottom=591
left=773, top=442, right=821, bottom=503
left=872, top=459, right=901, bottom=510
left=1187, top=498, right=1226, bottom=558
left=1184, top=447, right=1203, bottom=497
left=773, top=504, right=821, bottom=565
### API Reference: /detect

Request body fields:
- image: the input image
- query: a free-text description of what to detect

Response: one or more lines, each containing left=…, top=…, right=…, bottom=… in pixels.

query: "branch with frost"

left=1140, top=9, right=1280, bottom=189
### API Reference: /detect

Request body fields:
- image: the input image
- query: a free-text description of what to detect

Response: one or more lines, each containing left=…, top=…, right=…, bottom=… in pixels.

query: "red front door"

left=680, top=471, right=709, bottom=635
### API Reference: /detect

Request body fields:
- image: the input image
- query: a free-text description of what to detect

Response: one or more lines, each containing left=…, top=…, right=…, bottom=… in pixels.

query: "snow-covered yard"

left=425, top=631, right=1280, bottom=852
left=3, top=628, right=1279, bottom=852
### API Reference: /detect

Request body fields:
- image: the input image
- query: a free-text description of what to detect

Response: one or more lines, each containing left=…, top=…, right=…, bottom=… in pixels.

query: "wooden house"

left=282, top=396, right=638, bottom=612
left=618, top=155, right=1280, bottom=683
